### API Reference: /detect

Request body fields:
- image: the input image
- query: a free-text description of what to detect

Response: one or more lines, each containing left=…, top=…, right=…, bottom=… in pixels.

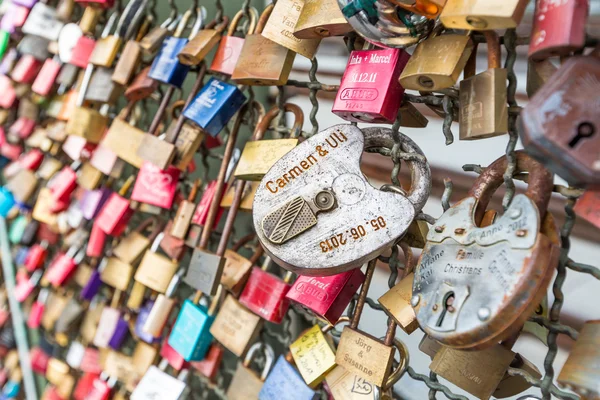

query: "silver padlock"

left=412, top=152, right=560, bottom=350
left=253, top=124, right=431, bottom=276
left=337, top=0, right=434, bottom=48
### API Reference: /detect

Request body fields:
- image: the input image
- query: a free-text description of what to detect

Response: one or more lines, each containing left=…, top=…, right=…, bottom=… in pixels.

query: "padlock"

left=287, top=268, right=365, bottom=325
left=253, top=125, right=431, bottom=275
left=1, top=3, right=30, bottom=34
left=0, top=187, right=16, bottom=217
left=262, top=0, right=321, bottom=59
left=0, top=31, right=9, bottom=60
left=100, top=256, right=133, bottom=292
left=189, top=180, right=226, bottom=233
left=221, top=181, right=260, bottom=211
left=142, top=271, right=184, bottom=338
left=526, top=59, right=557, bottom=98
left=148, top=9, right=203, bottom=88
left=140, top=15, right=180, bottom=55
left=14, top=270, right=42, bottom=302
left=413, top=152, right=561, bottom=349
left=336, top=259, right=409, bottom=388
left=9, top=214, right=29, bottom=244
left=557, top=320, right=600, bottom=398
left=17, top=35, right=51, bottom=61
left=132, top=341, right=159, bottom=378
left=31, top=346, right=51, bottom=375
left=54, top=298, right=85, bottom=334
left=440, top=0, right=528, bottom=30
left=294, top=0, right=352, bottom=39
left=399, top=30, right=473, bottom=91
left=131, top=162, right=180, bottom=209
left=93, top=294, right=122, bottom=349
left=80, top=188, right=112, bottom=221
left=520, top=48, right=600, bottom=189
left=430, top=344, right=515, bottom=400
left=235, top=104, right=302, bottom=181
left=84, top=67, right=124, bottom=105
left=131, top=364, right=188, bottom=400
left=574, top=191, right=600, bottom=230
left=171, top=179, right=201, bottom=239
left=87, top=7, right=132, bottom=68
left=333, top=47, right=410, bottom=123
left=379, top=272, right=419, bottom=334
left=94, top=176, right=135, bottom=236
left=239, top=265, right=293, bottom=324
left=134, top=299, right=163, bottom=345
left=111, top=15, right=152, bottom=86
left=0, top=76, right=16, bottom=109
left=209, top=8, right=258, bottom=76
left=70, top=36, right=96, bottom=69
left=134, top=233, right=178, bottom=293
left=25, top=242, right=48, bottom=272
left=232, top=4, right=296, bottom=85
left=459, top=32, right=508, bottom=140
left=102, top=352, right=137, bottom=386
left=101, top=102, right=145, bottom=168
left=5, top=169, right=38, bottom=203
left=325, top=364, right=387, bottom=399
left=161, top=333, right=191, bottom=371
left=113, top=217, right=162, bottom=265
left=22, top=2, right=64, bottom=41
left=65, top=104, right=109, bottom=145
left=124, top=66, right=160, bottom=102
left=210, top=294, right=263, bottom=357
left=45, top=246, right=85, bottom=287
left=168, top=292, right=218, bottom=362
left=8, top=117, right=35, bottom=140
left=178, top=16, right=229, bottom=66
left=10, top=55, right=43, bottom=84
left=494, top=354, right=542, bottom=399
left=529, top=0, right=589, bottom=60
left=161, top=221, right=188, bottom=261
left=46, top=358, right=75, bottom=398
left=48, top=163, right=78, bottom=203
left=73, top=373, right=100, bottom=400
left=260, top=354, right=318, bottom=400
left=290, top=318, right=349, bottom=388
left=221, top=240, right=262, bottom=296
left=191, top=344, right=224, bottom=381
left=32, top=57, right=62, bottom=96
left=182, top=77, right=247, bottom=137
left=226, top=342, right=275, bottom=400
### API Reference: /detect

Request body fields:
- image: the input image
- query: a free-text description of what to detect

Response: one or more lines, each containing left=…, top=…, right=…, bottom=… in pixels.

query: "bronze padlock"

left=294, top=0, right=352, bottom=39
left=112, top=40, right=143, bottom=86
left=178, top=17, right=229, bottom=66
left=210, top=295, right=263, bottom=357
left=231, top=4, right=296, bottom=86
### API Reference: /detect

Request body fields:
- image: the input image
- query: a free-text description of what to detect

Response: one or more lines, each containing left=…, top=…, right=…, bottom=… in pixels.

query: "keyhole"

left=568, top=122, right=596, bottom=148
left=435, top=292, right=455, bottom=327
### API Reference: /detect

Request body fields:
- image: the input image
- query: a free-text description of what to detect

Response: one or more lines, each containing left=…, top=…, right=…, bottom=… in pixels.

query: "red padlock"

left=49, top=165, right=78, bottom=202
left=574, top=191, right=600, bottom=230
left=14, top=270, right=42, bottom=302
left=32, top=58, right=62, bottom=96
left=160, top=220, right=187, bottom=261
left=333, top=47, right=411, bottom=123
left=286, top=269, right=365, bottom=325
left=10, top=55, right=43, bottom=84
left=73, top=373, right=101, bottom=400
left=37, top=223, right=61, bottom=245
left=20, top=149, right=44, bottom=171
left=95, top=177, right=135, bottom=237
left=239, top=267, right=293, bottom=324
left=27, top=288, right=49, bottom=329
left=69, top=36, right=96, bottom=68
left=191, top=344, right=224, bottom=382
left=25, top=242, right=48, bottom=272
left=161, top=333, right=190, bottom=371
left=529, top=0, right=589, bottom=60
left=30, top=346, right=50, bottom=375
left=131, top=162, right=181, bottom=209
left=9, top=117, right=36, bottom=139
left=45, top=246, right=85, bottom=287
left=191, top=181, right=225, bottom=227
left=86, top=223, right=107, bottom=258
left=80, top=347, right=103, bottom=374
left=1, top=143, right=23, bottom=161
left=0, top=76, right=16, bottom=108
left=85, top=376, right=115, bottom=400
left=43, top=386, right=66, bottom=400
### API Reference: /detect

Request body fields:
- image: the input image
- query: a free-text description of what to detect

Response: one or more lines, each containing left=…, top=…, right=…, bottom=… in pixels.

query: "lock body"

left=227, top=363, right=264, bottom=400
left=333, top=48, right=410, bottom=123
left=182, top=78, right=247, bottom=137
left=131, top=163, right=180, bottom=209
left=184, top=249, right=225, bottom=296
left=66, top=107, right=109, bottom=144
left=131, top=366, right=187, bottom=400
left=379, top=273, right=419, bottom=334
left=102, top=117, right=145, bottom=168
left=135, top=250, right=178, bottom=293
left=290, top=324, right=336, bottom=387
left=178, top=29, right=221, bottom=65
left=325, top=365, right=381, bottom=400
left=168, top=300, right=214, bottom=361
left=95, top=193, right=133, bottom=236
left=260, top=356, right=318, bottom=400
left=440, top=0, right=528, bottom=30
left=221, top=250, right=254, bottom=296
left=148, top=37, right=190, bottom=88
left=191, top=344, right=224, bottom=381
left=286, top=269, right=364, bottom=325
left=210, top=36, right=246, bottom=76
left=239, top=267, right=292, bottom=323
left=210, top=295, right=262, bottom=357
left=294, top=0, right=352, bottom=39
left=520, top=55, right=600, bottom=189
left=234, top=139, right=299, bottom=181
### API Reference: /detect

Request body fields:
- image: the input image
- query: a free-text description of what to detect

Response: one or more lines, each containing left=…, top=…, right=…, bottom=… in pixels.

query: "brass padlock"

left=65, top=105, right=109, bottom=144
left=294, top=0, right=352, bottom=39
left=526, top=58, right=557, bottom=98
left=227, top=343, right=275, bottom=400
left=440, top=0, right=529, bottom=30
left=459, top=31, right=508, bottom=140
left=232, top=4, right=296, bottom=86
left=77, top=162, right=103, bottom=190
left=5, top=169, right=38, bottom=203
left=494, top=354, right=541, bottom=399
left=100, top=257, right=134, bottom=292
left=210, top=294, right=263, bottom=357
left=399, top=30, right=474, bottom=91
left=261, top=0, right=321, bottom=59
left=112, top=15, right=152, bottom=85
left=178, top=16, right=229, bottom=66
left=140, top=16, right=179, bottom=55
left=101, top=101, right=146, bottom=168
left=221, top=181, right=260, bottom=211
left=112, top=217, right=163, bottom=265
left=379, top=260, right=419, bottom=335
left=222, top=243, right=263, bottom=296
left=171, top=179, right=201, bottom=240
left=134, top=233, right=178, bottom=293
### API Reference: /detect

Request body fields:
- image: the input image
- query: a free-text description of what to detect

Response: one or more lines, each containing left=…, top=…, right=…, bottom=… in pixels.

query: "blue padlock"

left=182, top=77, right=247, bottom=137
left=14, top=246, right=29, bottom=267
left=168, top=298, right=215, bottom=362
left=148, top=8, right=205, bottom=88
left=259, top=355, right=318, bottom=400
left=0, top=188, right=15, bottom=217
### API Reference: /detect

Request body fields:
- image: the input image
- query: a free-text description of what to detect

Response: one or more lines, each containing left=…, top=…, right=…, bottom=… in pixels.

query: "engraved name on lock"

left=253, top=124, right=430, bottom=276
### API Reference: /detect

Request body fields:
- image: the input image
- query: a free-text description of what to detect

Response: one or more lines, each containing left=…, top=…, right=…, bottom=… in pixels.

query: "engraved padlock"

left=412, top=151, right=561, bottom=350
left=440, top=0, right=529, bottom=30
left=253, top=125, right=431, bottom=275
left=259, top=354, right=318, bottom=400
left=294, top=0, right=352, bottom=39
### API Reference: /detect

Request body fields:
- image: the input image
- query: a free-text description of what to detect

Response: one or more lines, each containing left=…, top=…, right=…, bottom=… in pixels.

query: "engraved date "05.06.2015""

left=319, top=217, right=387, bottom=253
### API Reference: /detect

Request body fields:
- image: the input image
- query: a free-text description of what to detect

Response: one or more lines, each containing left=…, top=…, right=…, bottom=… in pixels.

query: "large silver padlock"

left=22, top=3, right=65, bottom=41
left=337, top=0, right=434, bottom=48
left=253, top=124, right=431, bottom=276
left=412, top=152, right=561, bottom=350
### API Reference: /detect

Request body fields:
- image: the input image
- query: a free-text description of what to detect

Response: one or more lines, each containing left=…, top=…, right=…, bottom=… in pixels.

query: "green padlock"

left=9, top=215, right=29, bottom=245
left=0, top=31, right=10, bottom=60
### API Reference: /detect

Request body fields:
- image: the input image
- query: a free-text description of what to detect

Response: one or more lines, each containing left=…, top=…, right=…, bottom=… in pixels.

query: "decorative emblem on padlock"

left=412, top=152, right=561, bottom=350
left=253, top=125, right=431, bottom=275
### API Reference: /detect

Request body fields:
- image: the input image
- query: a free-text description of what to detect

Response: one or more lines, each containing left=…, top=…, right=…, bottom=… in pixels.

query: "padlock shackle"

left=132, top=216, right=158, bottom=235
left=381, top=338, right=409, bottom=391
left=483, top=31, right=501, bottom=70
left=231, top=233, right=256, bottom=252
left=227, top=7, right=259, bottom=37
left=243, top=342, right=275, bottom=381
left=469, top=151, right=553, bottom=225
left=350, top=258, right=377, bottom=329
left=252, top=104, right=304, bottom=141
left=322, top=316, right=351, bottom=334
left=255, top=3, right=274, bottom=35
left=361, top=127, right=431, bottom=214
left=203, top=15, right=229, bottom=33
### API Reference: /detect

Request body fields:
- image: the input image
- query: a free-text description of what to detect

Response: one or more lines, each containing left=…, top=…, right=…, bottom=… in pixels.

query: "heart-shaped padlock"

left=253, top=125, right=431, bottom=276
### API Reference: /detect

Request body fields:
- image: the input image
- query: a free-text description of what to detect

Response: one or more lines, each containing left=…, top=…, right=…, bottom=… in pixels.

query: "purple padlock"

left=80, top=269, right=102, bottom=301
left=80, top=188, right=112, bottom=220
left=108, top=317, right=129, bottom=350
left=11, top=0, right=38, bottom=8
left=0, top=49, right=18, bottom=75
left=14, top=247, right=30, bottom=267
left=0, top=4, right=30, bottom=33
left=135, top=300, right=162, bottom=344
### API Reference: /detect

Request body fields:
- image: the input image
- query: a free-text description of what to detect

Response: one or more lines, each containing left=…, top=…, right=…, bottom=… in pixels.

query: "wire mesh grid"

left=139, top=1, right=600, bottom=399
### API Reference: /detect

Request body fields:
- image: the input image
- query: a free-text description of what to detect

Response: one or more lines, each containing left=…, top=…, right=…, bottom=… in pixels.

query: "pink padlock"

left=9, top=117, right=36, bottom=139
left=191, top=180, right=225, bottom=227
left=27, top=288, right=49, bottom=329
left=94, top=177, right=135, bottom=237
left=0, top=76, right=16, bottom=108
left=20, top=149, right=44, bottom=171
left=10, top=55, right=42, bottom=84
left=15, top=270, right=42, bottom=302
left=131, top=162, right=181, bottom=209
left=25, top=241, right=48, bottom=272
left=32, top=58, right=61, bottom=96
left=49, top=164, right=79, bottom=202
left=86, top=223, right=107, bottom=258
left=44, top=246, right=84, bottom=287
